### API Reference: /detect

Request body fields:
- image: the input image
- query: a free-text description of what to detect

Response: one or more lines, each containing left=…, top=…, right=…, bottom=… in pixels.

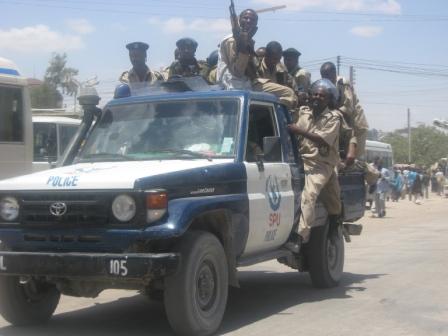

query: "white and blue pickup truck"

left=0, top=81, right=365, bottom=336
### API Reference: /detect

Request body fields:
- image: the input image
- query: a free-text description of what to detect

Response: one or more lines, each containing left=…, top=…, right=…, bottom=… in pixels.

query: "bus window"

left=0, top=86, right=23, bottom=142
left=59, top=124, right=79, bottom=156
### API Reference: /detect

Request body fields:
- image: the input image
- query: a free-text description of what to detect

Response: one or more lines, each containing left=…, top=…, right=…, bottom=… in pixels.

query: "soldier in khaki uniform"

left=282, top=48, right=311, bottom=93
left=119, top=42, right=164, bottom=84
left=320, top=62, right=377, bottom=185
left=167, top=38, right=210, bottom=82
left=217, top=9, right=297, bottom=110
left=256, top=42, right=296, bottom=88
left=287, top=79, right=349, bottom=248
left=320, top=62, right=369, bottom=162
left=254, top=41, right=298, bottom=109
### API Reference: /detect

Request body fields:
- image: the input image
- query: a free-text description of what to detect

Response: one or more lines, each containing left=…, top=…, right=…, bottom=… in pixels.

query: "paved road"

left=0, top=196, right=447, bottom=336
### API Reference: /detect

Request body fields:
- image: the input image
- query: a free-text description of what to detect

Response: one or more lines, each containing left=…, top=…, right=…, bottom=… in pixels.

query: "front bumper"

left=0, top=251, right=179, bottom=280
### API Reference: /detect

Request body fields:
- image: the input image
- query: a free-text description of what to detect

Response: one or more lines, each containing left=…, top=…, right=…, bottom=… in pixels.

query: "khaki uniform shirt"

left=290, top=66, right=311, bottom=92
left=296, top=106, right=348, bottom=169
left=167, top=59, right=210, bottom=82
left=256, top=58, right=296, bottom=89
left=119, top=66, right=163, bottom=84
left=336, top=76, right=369, bottom=146
left=217, top=35, right=258, bottom=88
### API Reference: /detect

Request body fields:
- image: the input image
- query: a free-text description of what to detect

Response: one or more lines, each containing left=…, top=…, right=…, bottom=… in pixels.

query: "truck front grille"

left=20, top=192, right=110, bottom=227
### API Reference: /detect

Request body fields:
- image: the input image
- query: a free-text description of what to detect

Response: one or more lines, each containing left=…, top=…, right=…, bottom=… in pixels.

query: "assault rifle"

left=229, top=0, right=240, bottom=38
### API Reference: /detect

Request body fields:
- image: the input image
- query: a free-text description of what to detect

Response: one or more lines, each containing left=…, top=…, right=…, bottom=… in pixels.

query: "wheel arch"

left=188, top=209, right=246, bottom=287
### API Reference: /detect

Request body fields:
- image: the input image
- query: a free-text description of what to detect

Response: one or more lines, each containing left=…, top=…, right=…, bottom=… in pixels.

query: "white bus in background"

left=365, top=140, right=394, bottom=169
left=32, top=116, right=81, bottom=172
left=0, top=57, right=33, bottom=181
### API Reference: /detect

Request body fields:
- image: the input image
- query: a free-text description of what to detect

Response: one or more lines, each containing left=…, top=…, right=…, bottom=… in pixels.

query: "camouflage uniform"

left=167, top=59, right=210, bottom=82
left=119, top=66, right=163, bottom=84
left=295, top=106, right=349, bottom=242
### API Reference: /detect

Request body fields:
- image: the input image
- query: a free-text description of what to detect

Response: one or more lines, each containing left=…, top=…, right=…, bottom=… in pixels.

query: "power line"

left=4, top=0, right=448, bottom=22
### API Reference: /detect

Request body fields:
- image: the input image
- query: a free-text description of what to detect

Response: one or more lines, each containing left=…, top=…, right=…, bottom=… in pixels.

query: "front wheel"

left=0, top=276, right=61, bottom=325
left=306, top=221, right=345, bottom=288
left=164, top=231, right=229, bottom=336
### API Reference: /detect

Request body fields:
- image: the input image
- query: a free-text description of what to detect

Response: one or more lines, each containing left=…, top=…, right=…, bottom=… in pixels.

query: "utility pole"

left=349, top=66, right=355, bottom=86
left=337, top=56, right=341, bottom=76
left=408, top=108, right=411, bottom=163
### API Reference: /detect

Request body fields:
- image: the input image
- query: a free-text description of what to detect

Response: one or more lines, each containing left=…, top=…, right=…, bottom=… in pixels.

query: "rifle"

left=229, top=0, right=240, bottom=39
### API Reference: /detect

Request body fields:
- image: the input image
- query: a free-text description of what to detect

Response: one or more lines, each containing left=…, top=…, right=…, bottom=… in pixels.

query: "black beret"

left=126, top=42, right=149, bottom=51
left=283, top=48, right=301, bottom=57
left=176, top=37, right=198, bottom=49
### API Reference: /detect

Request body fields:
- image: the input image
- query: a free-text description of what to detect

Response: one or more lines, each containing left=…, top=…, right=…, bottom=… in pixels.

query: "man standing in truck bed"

left=287, top=79, right=349, bottom=249
left=119, top=42, right=164, bottom=84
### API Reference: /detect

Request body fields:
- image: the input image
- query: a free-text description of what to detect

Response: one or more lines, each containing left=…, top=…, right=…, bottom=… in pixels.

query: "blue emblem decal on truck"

left=266, top=175, right=281, bottom=211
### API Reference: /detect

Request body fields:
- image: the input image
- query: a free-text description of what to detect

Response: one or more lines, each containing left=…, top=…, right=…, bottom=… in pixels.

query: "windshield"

left=77, top=98, right=240, bottom=162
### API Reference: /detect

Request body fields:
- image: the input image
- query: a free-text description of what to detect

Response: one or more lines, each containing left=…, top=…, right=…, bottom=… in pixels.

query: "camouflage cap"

left=282, top=48, right=301, bottom=57
left=126, top=42, right=149, bottom=51
left=176, top=37, right=198, bottom=49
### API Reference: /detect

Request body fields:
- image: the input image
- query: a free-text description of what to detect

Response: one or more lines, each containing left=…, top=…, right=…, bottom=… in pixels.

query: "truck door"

left=243, top=102, right=295, bottom=256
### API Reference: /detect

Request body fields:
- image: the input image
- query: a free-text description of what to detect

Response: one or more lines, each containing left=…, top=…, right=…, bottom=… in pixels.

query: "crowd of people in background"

left=367, top=158, right=447, bottom=218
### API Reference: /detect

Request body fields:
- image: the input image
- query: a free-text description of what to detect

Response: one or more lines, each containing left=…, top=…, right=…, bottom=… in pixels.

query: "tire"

left=164, top=231, right=229, bottom=336
left=306, top=221, right=345, bottom=288
left=0, top=276, right=61, bottom=326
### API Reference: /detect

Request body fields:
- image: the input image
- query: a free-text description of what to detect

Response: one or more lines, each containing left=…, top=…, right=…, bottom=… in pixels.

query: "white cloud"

left=148, top=17, right=230, bottom=35
left=0, top=25, right=84, bottom=52
left=66, top=18, right=95, bottom=34
left=252, top=0, right=401, bottom=14
left=350, top=25, right=383, bottom=37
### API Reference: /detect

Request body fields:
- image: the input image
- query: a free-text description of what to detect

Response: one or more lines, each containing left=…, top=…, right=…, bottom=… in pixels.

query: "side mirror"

left=263, top=136, right=282, bottom=162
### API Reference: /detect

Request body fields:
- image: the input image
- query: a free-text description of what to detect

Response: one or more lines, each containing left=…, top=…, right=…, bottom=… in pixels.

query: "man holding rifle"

left=217, top=3, right=297, bottom=110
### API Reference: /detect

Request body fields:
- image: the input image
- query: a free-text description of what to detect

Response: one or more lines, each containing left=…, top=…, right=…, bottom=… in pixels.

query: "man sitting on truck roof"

left=287, top=79, right=350, bottom=251
left=217, top=9, right=297, bottom=110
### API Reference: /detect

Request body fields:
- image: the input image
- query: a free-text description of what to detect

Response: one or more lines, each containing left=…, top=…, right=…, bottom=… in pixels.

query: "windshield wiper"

left=158, top=149, right=213, bottom=161
left=78, top=153, right=138, bottom=162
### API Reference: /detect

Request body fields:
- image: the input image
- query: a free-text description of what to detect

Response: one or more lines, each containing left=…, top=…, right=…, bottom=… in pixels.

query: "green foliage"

left=44, top=53, right=79, bottom=96
left=30, top=82, right=63, bottom=108
left=382, top=125, right=448, bottom=166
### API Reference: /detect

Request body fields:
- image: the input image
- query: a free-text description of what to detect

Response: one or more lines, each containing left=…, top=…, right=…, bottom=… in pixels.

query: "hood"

left=0, top=159, right=233, bottom=191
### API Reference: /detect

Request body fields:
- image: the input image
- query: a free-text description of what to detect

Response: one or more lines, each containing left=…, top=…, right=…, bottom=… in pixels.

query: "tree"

left=29, top=53, right=79, bottom=109
left=44, top=53, right=79, bottom=96
left=382, top=125, right=448, bottom=166
left=30, top=83, right=63, bottom=108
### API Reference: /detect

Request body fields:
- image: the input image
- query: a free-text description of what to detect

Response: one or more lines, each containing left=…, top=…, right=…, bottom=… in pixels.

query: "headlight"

left=112, top=195, right=136, bottom=222
left=0, top=197, right=20, bottom=222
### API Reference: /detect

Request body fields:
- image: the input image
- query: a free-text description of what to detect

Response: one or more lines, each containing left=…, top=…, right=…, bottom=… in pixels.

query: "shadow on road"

left=0, top=271, right=385, bottom=336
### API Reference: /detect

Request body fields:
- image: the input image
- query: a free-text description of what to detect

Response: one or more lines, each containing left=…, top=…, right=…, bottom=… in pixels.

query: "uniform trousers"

left=253, top=81, right=298, bottom=110
left=299, top=163, right=341, bottom=242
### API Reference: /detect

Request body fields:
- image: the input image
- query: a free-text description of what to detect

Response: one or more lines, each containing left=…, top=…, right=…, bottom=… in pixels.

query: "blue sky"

left=1, top=0, right=448, bottom=131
